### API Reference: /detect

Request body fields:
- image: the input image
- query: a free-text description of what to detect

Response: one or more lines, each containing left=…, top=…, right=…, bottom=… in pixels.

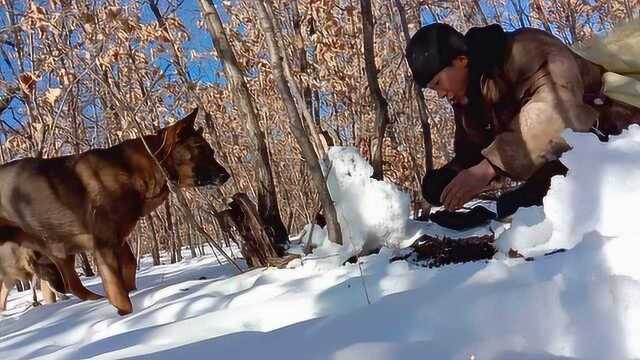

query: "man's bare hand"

left=440, top=159, right=496, bottom=210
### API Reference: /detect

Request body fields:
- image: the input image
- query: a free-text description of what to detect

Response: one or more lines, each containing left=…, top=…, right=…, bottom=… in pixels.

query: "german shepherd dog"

left=0, top=108, right=230, bottom=315
left=0, top=242, right=66, bottom=311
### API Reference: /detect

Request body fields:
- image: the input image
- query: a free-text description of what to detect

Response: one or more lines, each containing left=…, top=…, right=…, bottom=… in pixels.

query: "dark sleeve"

left=445, top=106, right=486, bottom=171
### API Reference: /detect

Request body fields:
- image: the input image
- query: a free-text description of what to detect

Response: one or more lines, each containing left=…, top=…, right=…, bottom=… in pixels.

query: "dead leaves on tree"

left=18, top=73, right=37, bottom=95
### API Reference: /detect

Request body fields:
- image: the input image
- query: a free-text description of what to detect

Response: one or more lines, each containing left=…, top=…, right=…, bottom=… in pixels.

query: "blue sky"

left=139, top=0, right=225, bottom=85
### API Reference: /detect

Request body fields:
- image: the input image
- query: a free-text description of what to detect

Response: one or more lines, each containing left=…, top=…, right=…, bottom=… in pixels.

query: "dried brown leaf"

left=18, top=73, right=37, bottom=94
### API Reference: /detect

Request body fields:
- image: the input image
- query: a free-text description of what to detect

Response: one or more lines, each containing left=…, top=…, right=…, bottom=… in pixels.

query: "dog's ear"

left=162, top=107, right=199, bottom=142
left=180, top=107, right=198, bottom=130
left=175, top=107, right=198, bottom=138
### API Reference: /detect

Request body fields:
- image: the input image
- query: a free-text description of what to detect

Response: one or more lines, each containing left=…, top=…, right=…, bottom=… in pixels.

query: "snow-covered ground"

left=2, top=128, right=640, bottom=359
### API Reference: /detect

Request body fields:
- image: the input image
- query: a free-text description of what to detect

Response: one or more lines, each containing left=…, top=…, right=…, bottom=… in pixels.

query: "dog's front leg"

left=55, top=255, right=102, bottom=301
left=118, top=242, right=137, bottom=292
left=95, top=246, right=133, bottom=315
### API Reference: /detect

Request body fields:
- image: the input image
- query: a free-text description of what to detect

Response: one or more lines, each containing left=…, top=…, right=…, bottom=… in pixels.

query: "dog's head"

left=158, top=108, right=231, bottom=188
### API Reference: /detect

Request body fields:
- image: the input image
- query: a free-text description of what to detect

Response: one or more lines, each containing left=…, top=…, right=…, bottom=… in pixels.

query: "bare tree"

left=78, top=253, right=95, bottom=277
left=360, top=0, right=392, bottom=180
left=394, top=0, right=434, bottom=173
left=145, top=215, right=161, bottom=266
left=255, top=0, right=343, bottom=245
left=197, top=0, right=289, bottom=249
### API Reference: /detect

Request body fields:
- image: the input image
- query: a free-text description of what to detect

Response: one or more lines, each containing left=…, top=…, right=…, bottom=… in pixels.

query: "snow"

left=315, top=148, right=499, bottom=262
left=2, top=128, right=640, bottom=359
left=495, top=205, right=553, bottom=256
left=325, top=147, right=414, bottom=256
left=497, top=126, right=640, bottom=267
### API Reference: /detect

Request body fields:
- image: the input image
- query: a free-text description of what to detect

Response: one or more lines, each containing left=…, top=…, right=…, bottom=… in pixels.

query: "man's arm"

left=481, top=43, right=599, bottom=180
left=445, top=105, right=489, bottom=171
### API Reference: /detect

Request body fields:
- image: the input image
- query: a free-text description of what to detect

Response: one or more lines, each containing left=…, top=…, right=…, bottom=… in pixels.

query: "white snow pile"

left=310, top=146, right=495, bottom=262
left=497, top=126, right=640, bottom=265
left=2, top=128, right=640, bottom=359
left=318, top=147, right=414, bottom=257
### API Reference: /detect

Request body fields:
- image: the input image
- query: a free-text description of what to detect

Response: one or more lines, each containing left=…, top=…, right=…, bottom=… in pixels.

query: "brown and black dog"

left=0, top=241, right=67, bottom=311
left=0, top=108, right=230, bottom=315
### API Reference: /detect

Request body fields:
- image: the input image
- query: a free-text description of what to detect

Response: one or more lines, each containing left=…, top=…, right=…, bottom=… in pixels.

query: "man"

left=406, top=23, right=640, bottom=228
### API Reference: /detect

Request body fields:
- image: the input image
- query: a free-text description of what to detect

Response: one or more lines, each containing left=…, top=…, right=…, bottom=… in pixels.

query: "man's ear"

left=452, top=55, right=469, bottom=68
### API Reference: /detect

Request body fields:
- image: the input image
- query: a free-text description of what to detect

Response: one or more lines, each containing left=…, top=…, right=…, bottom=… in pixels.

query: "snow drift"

left=497, top=126, right=640, bottom=279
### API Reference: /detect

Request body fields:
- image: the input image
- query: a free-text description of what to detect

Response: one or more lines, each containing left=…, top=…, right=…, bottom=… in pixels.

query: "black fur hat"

left=405, top=23, right=467, bottom=88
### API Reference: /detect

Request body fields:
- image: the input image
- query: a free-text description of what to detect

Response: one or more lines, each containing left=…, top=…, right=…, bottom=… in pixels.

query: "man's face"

left=427, top=56, right=469, bottom=105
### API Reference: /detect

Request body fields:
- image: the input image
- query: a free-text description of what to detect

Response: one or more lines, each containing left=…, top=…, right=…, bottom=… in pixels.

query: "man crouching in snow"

left=405, top=23, right=640, bottom=228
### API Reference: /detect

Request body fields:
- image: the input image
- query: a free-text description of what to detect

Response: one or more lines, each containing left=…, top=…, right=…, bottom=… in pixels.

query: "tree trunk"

left=31, top=279, right=40, bottom=307
left=41, top=279, right=57, bottom=304
left=623, top=0, right=635, bottom=21
left=219, top=193, right=296, bottom=268
left=148, top=0, right=241, bottom=197
left=394, top=0, right=434, bottom=173
left=254, top=0, right=343, bottom=246
left=360, top=0, right=391, bottom=181
left=198, top=0, right=289, bottom=249
left=425, top=4, right=441, bottom=22
left=175, top=215, right=183, bottom=262
left=186, top=221, right=197, bottom=259
left=532, top=0, right=553, bottom=34
left=147, top=0, right=191, bottom=87
left=173, top=187, right=243, bottom=271
left=150, top=0, right=246, bottom=264
left=136, top=232, right=142, bottom=269
left=564, top=0, right=579, bottom=44
left=288, top=0, right=327, bottom=157
left=146, top=214, right=161, bottom=266
left=79, top=252, right=95, bottom=277
left=164, top=200, right=177, bottom=264
left=266, top=1, right=327, bottom=162
left=510, top=0, right=529, bottom=28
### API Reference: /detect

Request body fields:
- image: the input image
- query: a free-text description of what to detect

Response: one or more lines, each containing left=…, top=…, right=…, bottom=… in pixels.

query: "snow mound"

left=495, top=205, right=553, bottom=256
left=496, top=125, right=640, bottom=280
left=546, top=125, right=640, bottom=246
left=324, top=147, right=412, bottom=257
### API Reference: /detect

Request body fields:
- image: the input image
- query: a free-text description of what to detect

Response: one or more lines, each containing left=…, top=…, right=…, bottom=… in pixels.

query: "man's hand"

left=440, top=159, right=497, bottom=211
